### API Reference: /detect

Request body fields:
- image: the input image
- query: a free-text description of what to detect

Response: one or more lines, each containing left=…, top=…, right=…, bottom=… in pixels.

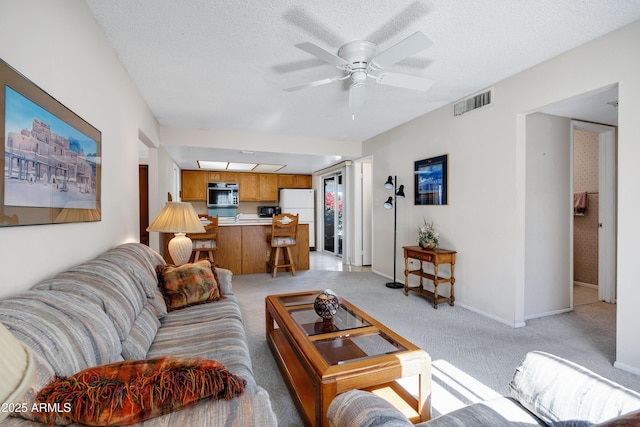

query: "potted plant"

left=417, top=219, right=439, bottom=249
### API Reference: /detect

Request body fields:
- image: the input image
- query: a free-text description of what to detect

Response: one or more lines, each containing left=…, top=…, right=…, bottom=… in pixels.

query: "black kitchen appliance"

left=258, top=206, right=281, bottom=217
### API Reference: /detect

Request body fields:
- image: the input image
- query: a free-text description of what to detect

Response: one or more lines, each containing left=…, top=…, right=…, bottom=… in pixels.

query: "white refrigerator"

left=279, top=189, right=315, bottom=249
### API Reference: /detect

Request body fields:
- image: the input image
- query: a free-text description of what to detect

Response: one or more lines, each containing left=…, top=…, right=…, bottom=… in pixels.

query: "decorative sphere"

left=314, top=290, right=339, bottom=319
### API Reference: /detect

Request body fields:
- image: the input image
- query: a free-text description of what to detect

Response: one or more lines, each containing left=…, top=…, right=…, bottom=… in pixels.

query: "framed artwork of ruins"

left=1, top=58, right=101, bottom=227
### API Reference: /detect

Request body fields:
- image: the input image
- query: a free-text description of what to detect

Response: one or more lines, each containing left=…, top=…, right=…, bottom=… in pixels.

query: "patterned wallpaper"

left=573, top=129, right=598, bottom=286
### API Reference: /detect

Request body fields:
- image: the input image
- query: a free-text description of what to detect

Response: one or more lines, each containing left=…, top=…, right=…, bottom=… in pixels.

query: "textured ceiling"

left=85, top=0, right=640, bottom=172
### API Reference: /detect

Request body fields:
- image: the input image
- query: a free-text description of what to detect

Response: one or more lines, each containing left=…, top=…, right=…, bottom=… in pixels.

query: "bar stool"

left=267, top=213, right=298, bottom=278
left=188, top=214, right=218, bottom=262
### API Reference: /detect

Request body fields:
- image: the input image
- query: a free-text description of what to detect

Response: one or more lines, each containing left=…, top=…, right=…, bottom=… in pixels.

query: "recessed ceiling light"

left=198, top=160, right=228, bottom=170
left=253, top=164, right=286, bottom=172
left=227, top=162, right=257, bottom=171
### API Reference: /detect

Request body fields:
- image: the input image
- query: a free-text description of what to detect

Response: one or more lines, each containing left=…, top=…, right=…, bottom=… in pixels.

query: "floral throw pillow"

left=34, top=356, right=246, bottom=426
left=156, top=258, right=223, bottom=311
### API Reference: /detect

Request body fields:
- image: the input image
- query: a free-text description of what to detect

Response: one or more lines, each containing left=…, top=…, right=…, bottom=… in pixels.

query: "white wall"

left=0, top=0, right=159, bottom=297
left=525, top=113, right=572, bottom=318
left=364, top=20, right=640, bottom=373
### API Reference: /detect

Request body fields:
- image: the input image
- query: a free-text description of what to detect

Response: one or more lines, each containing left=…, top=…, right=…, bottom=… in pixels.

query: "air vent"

left=453, top=89, right=493, bottom=117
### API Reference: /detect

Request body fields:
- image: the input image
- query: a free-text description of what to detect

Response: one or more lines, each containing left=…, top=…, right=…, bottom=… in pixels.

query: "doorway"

left=323, top=173, right=343, bottom=256
left=571, top=121, right=617, bottom=306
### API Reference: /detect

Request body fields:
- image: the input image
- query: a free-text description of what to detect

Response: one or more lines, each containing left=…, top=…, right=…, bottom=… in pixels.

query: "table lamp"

left=0, top=322, right=34, bottom=421
left=147, top=202, right=205, bottom=264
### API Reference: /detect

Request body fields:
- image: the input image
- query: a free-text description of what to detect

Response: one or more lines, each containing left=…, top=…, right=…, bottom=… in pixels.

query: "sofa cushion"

left=34, top=356, right=246, bottom=426
left=121, top=304, right=161, bottom=360
left=156, top=259, right=223, bottom=311
left=98, top=243, right=166, bottom=299
left=0, top=291, right=122, bottom=375
left=33, top=265, right=143, bottom=342
left=425, top=398, right=546, bottom=426
left=509, top=351, right=640, bottom=426
left=148, top=313, right=254, bottom=386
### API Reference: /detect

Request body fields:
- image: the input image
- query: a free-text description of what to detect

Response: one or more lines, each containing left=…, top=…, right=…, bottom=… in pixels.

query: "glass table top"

left=313, top=331, right=406, bottom=365
left=290, top=305, right=371, bottom=336
left=274, top=292, right=409, bottom=365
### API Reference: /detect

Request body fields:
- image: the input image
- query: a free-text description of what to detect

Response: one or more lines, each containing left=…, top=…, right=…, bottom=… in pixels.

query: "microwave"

left=207, top=182, right=239, bottom=207
left=258, top=206, right=281, bottom=217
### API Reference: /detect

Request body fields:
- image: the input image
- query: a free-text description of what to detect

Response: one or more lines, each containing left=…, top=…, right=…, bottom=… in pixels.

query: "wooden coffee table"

left=266, top=290, right=431, bottom=426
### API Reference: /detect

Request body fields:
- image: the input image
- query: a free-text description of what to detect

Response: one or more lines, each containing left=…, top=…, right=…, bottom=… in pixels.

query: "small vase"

left=314, top=290, right=339, bottom=320
left=419, top=241, right=436, bottom=249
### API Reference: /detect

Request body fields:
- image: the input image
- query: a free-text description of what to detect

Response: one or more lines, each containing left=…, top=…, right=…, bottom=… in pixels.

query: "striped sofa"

left=0, top=242, right=276, bottom=427
left=328, top=351, right=640, bottom=426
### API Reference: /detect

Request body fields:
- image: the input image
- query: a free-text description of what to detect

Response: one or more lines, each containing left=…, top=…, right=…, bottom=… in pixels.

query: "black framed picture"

left=414, top=154, right=448, bottom=205
left=1, top=59, right=101, bottom=227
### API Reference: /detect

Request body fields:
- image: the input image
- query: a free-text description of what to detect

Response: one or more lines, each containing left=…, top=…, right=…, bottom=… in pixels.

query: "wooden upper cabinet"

left=296, top=174, right=312, bottom=189
left=278, top=174, right=312, bottom=189
left=208, top=171, right=238, bottom=183
left=182, top=170, right=309, bottom=202
left=238, top=173, right=278, bottom=201
left=259, top=174, right=278, bottom=201
left=238, top=173, right=259, bottom=201
left=181, top=170, right=207, bottom=201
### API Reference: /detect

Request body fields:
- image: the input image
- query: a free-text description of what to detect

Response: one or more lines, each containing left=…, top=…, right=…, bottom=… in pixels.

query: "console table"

left=403, top=246, right=456, bottom=309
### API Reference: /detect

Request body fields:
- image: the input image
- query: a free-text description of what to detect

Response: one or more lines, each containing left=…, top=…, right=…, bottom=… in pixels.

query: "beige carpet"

left=231, top=268, right=639, bottom=426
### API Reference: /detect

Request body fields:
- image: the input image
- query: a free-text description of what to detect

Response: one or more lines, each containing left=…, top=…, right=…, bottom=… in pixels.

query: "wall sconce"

left=383, top=176, right=405, bottom=289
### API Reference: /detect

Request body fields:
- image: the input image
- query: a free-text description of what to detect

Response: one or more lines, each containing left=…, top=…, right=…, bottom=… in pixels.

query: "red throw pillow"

left=156, top=258, right=223, bottom=311
left=34, top=356, right=246, bottom=426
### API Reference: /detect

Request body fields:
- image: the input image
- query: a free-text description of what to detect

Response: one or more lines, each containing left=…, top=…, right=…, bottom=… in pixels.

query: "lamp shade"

left=147, top=202, right=205, bottom=234
left=0, top=322, right=34, bottom=421
left=383, top=196, right=394, bottom=209
left=396, top=185, right=405, bottom=199
left=384, top=176, right=394, bottom=189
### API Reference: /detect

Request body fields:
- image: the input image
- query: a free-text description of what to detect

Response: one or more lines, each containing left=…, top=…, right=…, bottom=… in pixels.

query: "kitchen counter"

left=218, top=214, right=273, bottom=226
left=162, top=219, right=309, bottom=275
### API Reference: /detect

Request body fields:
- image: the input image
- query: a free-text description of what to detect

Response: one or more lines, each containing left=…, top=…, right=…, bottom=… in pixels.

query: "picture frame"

left=414, top=154, right=448, bottom=205
left=1, top=59, right=101, bottom=227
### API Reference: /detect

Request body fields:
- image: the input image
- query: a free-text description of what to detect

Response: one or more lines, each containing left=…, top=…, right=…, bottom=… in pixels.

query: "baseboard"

left=574, top=281, right=598, bottom=289
left=614, top=360, right=640, bottom=376
left=456, top=302, right=526, bottom=328
left=524, top=307, right=572, bottom=321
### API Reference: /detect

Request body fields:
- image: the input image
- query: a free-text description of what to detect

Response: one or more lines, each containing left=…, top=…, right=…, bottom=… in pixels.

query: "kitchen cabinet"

left=208, top=171, right=238, bottom=183
left=181, top=170, right=309, bottom=202
left=238, top=173, right=278, bottom=201
left=238, top=173, right=259, bottom=201
left=181, top=170, right=207, bottom=201
left=215, top=223, right=309, bottom=275
left=259, top=174, right=278, bottom=201
left=278, top=174, right=312, bottom=189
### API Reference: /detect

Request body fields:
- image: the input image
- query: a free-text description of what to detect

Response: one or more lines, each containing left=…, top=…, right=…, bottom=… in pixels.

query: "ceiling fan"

left=284, top=31, right=435, bottom=111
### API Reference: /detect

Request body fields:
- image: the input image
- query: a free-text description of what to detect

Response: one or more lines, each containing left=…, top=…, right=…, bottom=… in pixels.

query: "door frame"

left=570, top=120, right=616, bottom=306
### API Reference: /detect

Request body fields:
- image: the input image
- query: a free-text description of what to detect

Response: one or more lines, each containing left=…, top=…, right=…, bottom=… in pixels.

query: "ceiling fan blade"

left=283, top=76, right=339, bottom=92
left=370, top=32, right=433, bottom=69
left=375, top=72, right=435, bottom=91
left=349, top=84, right=365, bottom=111
left=366, top=2, right=430, bottom=45
left=295, top=42, right=349, bottom=67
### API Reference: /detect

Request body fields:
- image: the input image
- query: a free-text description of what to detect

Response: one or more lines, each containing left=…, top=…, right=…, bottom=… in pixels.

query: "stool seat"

left=267, top=213, right=298, bottom=278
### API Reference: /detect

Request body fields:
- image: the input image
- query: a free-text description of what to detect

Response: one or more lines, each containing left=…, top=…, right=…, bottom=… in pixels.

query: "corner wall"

left=364, top=20, right=640, bottom=373
left=0, top=0, right=159, bottom=297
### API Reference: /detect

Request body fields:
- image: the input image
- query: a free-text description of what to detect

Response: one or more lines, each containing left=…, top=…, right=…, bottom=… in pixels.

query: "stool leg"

left=194, top=251, right=201, bottom=262
left=286, top=247, right=296, bottom=276
left=272, top=247, right=280, bottom=278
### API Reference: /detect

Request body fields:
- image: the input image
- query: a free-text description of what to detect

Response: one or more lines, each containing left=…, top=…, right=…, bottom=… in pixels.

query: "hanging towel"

left=574, top=191, right=588, bottom=215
